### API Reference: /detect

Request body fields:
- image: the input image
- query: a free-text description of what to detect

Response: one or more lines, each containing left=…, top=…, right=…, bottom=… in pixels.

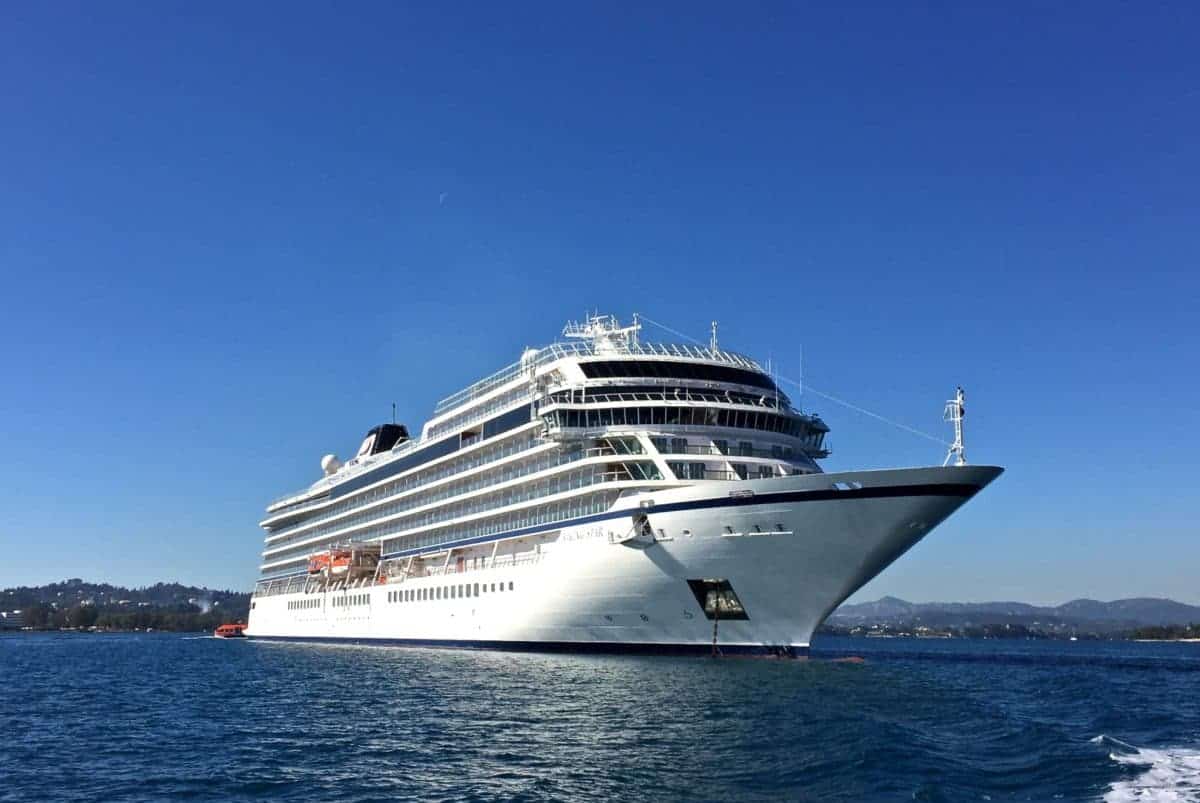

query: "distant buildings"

left=1, top=611, right=24, bottom=630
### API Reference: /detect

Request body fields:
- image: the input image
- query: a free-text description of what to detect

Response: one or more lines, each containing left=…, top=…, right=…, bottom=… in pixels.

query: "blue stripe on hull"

left=247, top=635, right=810, bottom=658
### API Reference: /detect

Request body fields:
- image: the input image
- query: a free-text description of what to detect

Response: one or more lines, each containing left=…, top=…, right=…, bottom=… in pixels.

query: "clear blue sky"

left=1, top=3, right=1196, bottom=603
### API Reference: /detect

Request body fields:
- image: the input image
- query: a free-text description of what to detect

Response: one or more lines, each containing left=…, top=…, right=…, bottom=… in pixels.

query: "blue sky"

left=1, top=3, right=1196, bottom=603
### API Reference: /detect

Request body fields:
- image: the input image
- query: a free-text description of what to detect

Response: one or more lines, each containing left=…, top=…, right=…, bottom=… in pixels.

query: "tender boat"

left=214, top=623, right=247, bottom=638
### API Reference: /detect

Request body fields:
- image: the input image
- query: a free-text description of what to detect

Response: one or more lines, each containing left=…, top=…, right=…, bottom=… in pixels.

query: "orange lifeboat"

left=214, top=623, right=247, bottom=638
left=308, top=549, right=352, bottom=575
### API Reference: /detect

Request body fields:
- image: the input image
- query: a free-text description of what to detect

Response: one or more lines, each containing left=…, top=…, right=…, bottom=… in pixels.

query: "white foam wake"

left=1093, top=735, right=1200, bottom=802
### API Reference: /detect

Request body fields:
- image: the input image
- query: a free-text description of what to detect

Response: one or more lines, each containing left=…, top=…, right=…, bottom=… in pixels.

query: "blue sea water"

left=1, top=634, right=1198, bottom=802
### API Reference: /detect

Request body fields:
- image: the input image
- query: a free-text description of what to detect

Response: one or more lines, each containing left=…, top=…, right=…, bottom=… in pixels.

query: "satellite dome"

left=320, top=454, right=342, bottom=476
left=520, top=347, right=539, bottom=367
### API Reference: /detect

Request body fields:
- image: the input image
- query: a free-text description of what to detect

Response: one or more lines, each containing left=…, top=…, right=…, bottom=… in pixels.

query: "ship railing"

left=418, top=552, right=544, bottom=579
left=434, top=340, right=763, bottom=414
left=664, top=444, right=797, bottom=459
left=263, top=443, right=595, bottom=548
left=539, top=388, right=794, bottom=412
left=262, top=465, right=635, bottom=562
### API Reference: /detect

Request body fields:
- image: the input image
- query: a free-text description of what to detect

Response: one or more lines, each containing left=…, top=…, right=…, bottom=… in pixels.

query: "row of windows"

left=386, top=581, right=514, bottom=603
left=329, top=405, right=534, bottom=502
left=427, top=385, right=532, bottom=440
left=666, top=462, right=779, bottom=480
left=333, top=594, right=369, bottom=607
left=544, top=385, right=792, bottom=411
left=268, top=432, right=545, bottom=544
left=288, top=598, right=320, bottom=610
left=542, top=405, right=819, bottom=441
left=267, top=440, right=578, bottom=553
left=264, top=465, right=624, bottom=566
left=579, top=360, right=778, bottom=391
left=652, top=437, right=800, bottom=459
left=260, top=490, right=620, bottom=578
left=378, top=490, right=617, bottom=557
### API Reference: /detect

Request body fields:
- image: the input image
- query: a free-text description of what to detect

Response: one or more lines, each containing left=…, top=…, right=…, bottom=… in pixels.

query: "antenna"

left=943, top=386, right=966, bottom=466
left=710, top=321, right=719, bottom=353
left=392, top=402, right=396, bottom=425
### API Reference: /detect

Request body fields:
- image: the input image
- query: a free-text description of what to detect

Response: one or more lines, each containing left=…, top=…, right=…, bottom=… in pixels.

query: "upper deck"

left=433, top=339, right=763, bottom=416
left=267, top=315, right=799, bottom=515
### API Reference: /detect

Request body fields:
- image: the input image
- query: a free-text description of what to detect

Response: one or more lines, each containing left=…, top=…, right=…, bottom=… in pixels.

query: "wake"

left=1093, top=735, right=1200, bottom=802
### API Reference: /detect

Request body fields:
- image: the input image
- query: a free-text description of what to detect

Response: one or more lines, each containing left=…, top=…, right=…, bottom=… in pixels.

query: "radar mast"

left=561, top=313, right=641, bottom=354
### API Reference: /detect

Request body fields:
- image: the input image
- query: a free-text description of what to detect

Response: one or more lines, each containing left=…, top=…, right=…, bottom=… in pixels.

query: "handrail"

left=434, top=340, right=762, bottom=414
left=540, top=389, right=798, bottom=413
left=259, top=467, right=640, bottom=566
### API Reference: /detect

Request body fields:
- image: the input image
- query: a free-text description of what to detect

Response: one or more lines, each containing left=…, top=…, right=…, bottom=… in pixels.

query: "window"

left=491, top=583, right=496, bottom=592
left=713, top=439, right=727, bottom=454
left=473, top=583, right=479, bottom=596
left=508, top=582, right=514, bottom=591
left=579, top=360, right=777, bottom=390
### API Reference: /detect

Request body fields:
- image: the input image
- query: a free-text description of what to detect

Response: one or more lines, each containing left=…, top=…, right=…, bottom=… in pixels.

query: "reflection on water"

left=1, top=634, right=1197, bottom=802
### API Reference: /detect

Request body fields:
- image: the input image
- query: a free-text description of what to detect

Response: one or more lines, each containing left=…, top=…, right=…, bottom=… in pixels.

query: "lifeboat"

left=308, top=549, right=353, bottom=575
left=213, top=623, right=247, bottom=638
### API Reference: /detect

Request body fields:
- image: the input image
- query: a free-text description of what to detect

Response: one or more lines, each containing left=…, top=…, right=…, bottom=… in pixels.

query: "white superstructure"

left=246, top=314, right=1001, bottom=655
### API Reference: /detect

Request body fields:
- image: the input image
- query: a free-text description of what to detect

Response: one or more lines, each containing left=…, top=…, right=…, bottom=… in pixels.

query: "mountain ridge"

left=831, top=596, right=1200, bottom=631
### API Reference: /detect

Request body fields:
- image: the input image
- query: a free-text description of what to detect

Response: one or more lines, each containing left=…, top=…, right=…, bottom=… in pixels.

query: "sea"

left=1, top=634, right=1197, bottom=802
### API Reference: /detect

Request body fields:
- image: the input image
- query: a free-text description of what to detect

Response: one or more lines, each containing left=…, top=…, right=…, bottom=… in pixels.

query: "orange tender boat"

left=214, top=623, right=247, bottom=638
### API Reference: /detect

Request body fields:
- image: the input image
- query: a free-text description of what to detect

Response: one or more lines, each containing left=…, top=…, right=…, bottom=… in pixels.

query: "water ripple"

left=1, top=634, right=1197, bottom=802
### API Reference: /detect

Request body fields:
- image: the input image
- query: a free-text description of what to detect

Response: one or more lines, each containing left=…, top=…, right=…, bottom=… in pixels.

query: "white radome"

left=320, top=454, right=341, bottom=476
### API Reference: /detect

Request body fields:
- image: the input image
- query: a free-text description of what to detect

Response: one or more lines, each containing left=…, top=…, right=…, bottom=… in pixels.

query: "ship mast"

left=943, top=386, right=966, bottom=466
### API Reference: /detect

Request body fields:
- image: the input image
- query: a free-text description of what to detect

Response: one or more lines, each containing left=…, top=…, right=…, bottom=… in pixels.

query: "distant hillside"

left=2, top=578, right=249, bottom=631
left=829, top=595, right=1200, bottom=635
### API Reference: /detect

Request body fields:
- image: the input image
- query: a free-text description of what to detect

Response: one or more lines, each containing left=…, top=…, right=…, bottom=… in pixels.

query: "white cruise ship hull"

left=246, top=464, right=1001, bottom=655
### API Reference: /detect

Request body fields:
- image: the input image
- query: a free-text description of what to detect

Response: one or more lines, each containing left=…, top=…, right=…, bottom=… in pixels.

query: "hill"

left=827, top=596, right=1200, bottom=636
left=2, top=578, right=249, bottom=631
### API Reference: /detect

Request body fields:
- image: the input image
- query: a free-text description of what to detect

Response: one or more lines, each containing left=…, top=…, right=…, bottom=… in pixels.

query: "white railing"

left=433, top=340, right=762, bottom=414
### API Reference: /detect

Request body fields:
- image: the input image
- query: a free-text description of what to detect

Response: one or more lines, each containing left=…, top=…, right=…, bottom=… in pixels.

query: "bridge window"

left=579, top=360, right=776, bottom=391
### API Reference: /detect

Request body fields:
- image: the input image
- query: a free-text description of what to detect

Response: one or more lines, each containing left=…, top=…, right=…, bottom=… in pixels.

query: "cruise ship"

left=246, top=314, right=1002, bottom=655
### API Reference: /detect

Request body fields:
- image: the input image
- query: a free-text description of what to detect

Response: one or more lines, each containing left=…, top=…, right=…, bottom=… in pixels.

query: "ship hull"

left=245, top=465, right=1001, bottom=653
